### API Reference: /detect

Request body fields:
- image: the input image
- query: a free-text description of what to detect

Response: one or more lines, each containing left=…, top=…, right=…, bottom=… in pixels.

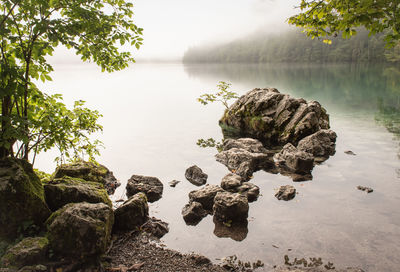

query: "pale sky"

left=51, top=0, right=300, bottom=62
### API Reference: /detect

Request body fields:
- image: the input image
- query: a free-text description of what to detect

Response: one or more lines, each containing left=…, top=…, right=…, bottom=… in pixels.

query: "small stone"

left=168, top=180, right=181, bottom=187
left=345, top=150, right=356, bottom=155
left=357, top=186, right=373, bottom=193
left=185, top=165, right=208, bottom=186
left=275, top=185, right=296, bottom=201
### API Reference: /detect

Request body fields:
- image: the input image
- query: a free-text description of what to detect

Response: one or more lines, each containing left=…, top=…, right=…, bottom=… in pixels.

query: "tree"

left=288, top=0, right=400, bottom=47
left=0, top=0, right=143, bottom=162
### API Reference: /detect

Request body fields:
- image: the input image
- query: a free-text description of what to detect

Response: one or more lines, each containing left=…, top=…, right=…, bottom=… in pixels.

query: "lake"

left=36, top=62, right=400, bottom=271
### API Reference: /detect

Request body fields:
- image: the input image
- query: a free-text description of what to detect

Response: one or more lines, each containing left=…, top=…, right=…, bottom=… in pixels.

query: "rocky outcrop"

left=275, top=185, right=296, bottom=201
left=182, top=201, right=207, bottom=225
left=220, top=88, right=330, bottom=147
left=274, top=143, right=314, bottom=174
left=188, top=185, right=224, bottom=211
left=0, top=237, right=49, bottom=269
left=126, top=175, right=163, bottom=202
left=213, top=192, right=249, bottom=222
left=185, top=165, right=208, bottom=186
left=0, top=158, right=51, bottom=241
left=297, top=129, right=337, bottom=159
left=220, top=173, right=259, bottom=202
left=44, top=177, right=111, bottom=211
left=54, top=161, right=120, bottom=195
left=114, top=193, right=149, bottom=232
left=46, top=202, right=113, bottom=259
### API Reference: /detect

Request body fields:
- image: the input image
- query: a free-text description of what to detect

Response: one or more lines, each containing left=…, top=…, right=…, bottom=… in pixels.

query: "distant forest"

left=183, top=28, right=400, bottom=64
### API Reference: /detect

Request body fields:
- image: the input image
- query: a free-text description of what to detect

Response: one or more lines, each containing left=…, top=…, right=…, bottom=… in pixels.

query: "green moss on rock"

left=0, top=158, right=51, bottom=241
left=44, top=176, right=112, bottom=211
left=0, top=237, right=49, bottom=269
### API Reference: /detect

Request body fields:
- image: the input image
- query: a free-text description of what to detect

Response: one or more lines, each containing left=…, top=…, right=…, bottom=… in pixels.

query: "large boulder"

left=53, top=161, right=120, bottom=195
left=113, top=193, right=148, bottom=232
left=297, top=129, right=337, bottom=159
left=126, top=175, right=163, bottom=202
left=181, top=201, right=207, bottom=226
left=219, top=88, right=330, bottom=147
left=213, top=192, right=249, bottom=222
left=44, top=177, right=111, bottom=211
left=46, top=202, right=113, bottom=259
left=0, top=237, right=49, bottom=269
left=273, top=143, right=314, bottom=174
left=185, top=165, right=208, bottom=186
left=188, top=185, right=224, bottom=211
left=0, top=158, right=51, bottom=241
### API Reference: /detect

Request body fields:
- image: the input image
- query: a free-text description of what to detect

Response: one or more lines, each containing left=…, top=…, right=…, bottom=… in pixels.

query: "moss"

left=0, top=237, right=49, bottom=269
left=0, top=158, right=51, bottom=241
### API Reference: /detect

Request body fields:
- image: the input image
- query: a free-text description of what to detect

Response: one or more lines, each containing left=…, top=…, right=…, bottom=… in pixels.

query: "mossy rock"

left=113, top=192, right=149, bottom=232
left=46, top=202, right=114, bottom=259
left=0, top=158, right=51, bottom=241
left=44, top=176, right=112, bottom=211
left=53, top=161, right=120, bottom=195
left=0, top=237, right=48, bottom=269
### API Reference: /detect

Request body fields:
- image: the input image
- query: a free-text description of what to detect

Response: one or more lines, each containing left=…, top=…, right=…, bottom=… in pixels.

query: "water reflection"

left=213, top=217, right=248, bottom=241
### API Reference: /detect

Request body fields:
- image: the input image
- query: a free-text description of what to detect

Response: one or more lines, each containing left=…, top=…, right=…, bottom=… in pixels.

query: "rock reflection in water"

left=213, top=217, right=248, bottom=242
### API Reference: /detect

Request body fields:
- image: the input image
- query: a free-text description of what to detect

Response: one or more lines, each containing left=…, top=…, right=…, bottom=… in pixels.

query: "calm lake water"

left=36, top=62, right=400, bottom=271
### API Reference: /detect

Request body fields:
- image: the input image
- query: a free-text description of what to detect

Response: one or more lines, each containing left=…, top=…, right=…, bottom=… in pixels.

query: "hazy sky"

left=51, top=0, right=300, bottom=62
left=133, top=0, right=299, bottom=60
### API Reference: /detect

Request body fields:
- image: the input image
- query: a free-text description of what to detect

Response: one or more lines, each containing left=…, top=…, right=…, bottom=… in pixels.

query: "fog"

left=50, top=0, right=299, bottom=63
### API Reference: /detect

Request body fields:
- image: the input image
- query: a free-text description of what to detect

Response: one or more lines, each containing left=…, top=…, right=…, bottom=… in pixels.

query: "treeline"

left=183, top=28, right=400, bottom=63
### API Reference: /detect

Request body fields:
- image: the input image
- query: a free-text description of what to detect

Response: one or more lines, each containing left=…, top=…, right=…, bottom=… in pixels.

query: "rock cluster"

left=220, top=88, right=330, bottom=146
left=0, top=159, right=164, bottom=271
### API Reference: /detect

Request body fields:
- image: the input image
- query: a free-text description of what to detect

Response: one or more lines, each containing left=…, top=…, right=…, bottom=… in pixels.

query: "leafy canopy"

left=0, top=0, right=143, bottom=163
left=288, top=0, right=400, bottom=47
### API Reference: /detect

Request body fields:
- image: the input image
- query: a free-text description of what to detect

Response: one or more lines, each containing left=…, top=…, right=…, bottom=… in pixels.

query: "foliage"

left=183, top=28, right=399, bottom=64
left=197, top=81, right=239, bottom=109
left=196, top=138, right=223, bottom=152
left=288, top=0, right=400, bottom=48
left=0, top=0, right=142, bottom=162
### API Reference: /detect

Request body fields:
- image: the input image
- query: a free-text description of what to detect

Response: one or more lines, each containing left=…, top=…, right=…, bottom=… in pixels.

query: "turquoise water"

left=37, top=63, right=400, bottom=271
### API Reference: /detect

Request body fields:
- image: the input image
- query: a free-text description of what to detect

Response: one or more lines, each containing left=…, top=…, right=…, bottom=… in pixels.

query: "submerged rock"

left=297, top=129, right=337, bottom=158
left=345, top=150, right=356, bottom=155
left=126, top=175, right=163, bottom=202
left=213, top=192, right=249, bottom=222
left=188, top=185, right=224, bottom=211
left=46, top=202, right=113, bottom=259
left=114, top=193, right=149, bottom=232
left=185, top=165, right=208, bottom=186
left=54, top=161, right=120, bottom=195
left=44, top=177, right=111, bottom=211
left=220, top=88, right=330, bottom=146
left=0, top=237, right=49, bottom=269
left=182, top=201, right=207, bottom=226
left=0, top=158, right=51, bottom=241
left=275, top=185, right=296, bottom=201
left=274, top=143, right=314, bottom=174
